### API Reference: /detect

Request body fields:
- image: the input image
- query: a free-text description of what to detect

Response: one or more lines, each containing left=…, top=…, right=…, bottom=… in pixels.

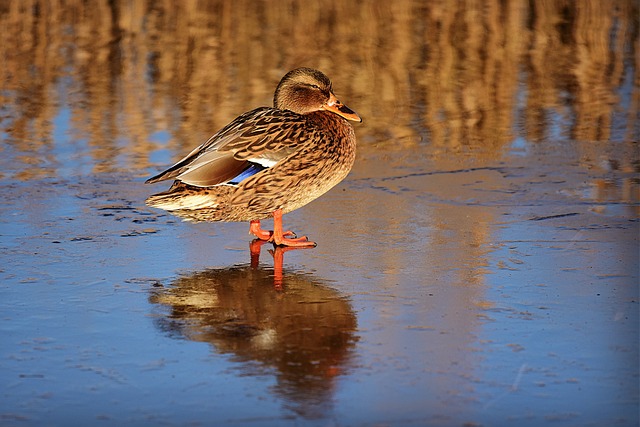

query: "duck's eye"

left=310, top=84, right=320, bottom=90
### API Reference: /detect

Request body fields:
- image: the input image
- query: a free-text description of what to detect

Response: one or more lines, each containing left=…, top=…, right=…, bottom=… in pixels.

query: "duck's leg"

left=271, top=209, right=317, bottom=247
left=249, top=220, right=272, bottom=241
left=249, top=218, right=297, bottom=241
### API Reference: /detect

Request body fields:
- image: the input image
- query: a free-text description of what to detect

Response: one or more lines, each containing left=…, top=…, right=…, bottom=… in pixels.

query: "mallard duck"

left=145, top=67, right=361, bottom=247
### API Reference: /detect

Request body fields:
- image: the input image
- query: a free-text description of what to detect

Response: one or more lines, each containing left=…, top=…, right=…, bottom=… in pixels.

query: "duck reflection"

left=149, top=241, right=358, bottom=419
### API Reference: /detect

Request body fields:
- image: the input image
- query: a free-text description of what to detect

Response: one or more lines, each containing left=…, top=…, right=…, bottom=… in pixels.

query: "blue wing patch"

left=228, top=163, right=266, bottom=185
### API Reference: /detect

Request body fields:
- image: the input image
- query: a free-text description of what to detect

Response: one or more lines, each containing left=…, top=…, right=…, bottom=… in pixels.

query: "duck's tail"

left=146, top=181, right=221, bottom=212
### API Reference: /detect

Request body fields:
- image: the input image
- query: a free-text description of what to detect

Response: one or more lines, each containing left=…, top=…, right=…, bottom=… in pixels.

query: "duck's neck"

left=306, top=111, right=353, bottom=137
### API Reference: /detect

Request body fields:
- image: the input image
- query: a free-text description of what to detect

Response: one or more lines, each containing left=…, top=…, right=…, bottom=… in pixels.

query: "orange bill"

left=323, top=93, right=362, bottom=122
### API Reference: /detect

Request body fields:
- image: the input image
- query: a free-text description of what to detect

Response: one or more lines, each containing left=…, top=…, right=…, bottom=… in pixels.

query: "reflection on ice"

left=149, top=243, right=358, bottom=419
left=0, top=1, right=637, bottom=425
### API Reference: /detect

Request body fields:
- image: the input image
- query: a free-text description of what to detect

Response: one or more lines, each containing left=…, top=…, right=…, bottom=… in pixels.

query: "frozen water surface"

left=0, top=1, right=638, bottom=426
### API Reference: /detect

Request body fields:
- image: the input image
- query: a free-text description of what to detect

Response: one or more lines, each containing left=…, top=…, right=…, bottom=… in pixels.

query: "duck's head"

left=274, top=67, right=362, bottom=123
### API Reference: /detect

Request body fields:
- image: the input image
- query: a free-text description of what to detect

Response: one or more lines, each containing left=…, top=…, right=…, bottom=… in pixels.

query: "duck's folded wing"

left=169, top=151, right=249, bottom=187
left=146, top=107, right=311, bottom=187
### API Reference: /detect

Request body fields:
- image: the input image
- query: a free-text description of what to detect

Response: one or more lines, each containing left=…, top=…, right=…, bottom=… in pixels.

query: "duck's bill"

left=323, top=95, right=362, bottom=122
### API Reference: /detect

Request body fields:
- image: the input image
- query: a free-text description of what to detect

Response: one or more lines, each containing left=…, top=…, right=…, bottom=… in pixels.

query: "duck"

left=145, top=67, right=361, bottom=247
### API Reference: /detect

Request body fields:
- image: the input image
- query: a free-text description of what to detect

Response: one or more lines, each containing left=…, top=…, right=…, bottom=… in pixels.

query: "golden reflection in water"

left=0, top=0, right=637, bottom=180
left=149, top=243, right=358, bottom=419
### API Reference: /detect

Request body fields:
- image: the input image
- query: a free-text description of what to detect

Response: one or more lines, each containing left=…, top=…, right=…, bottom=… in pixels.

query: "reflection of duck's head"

left=149, top=263, right=358, bottom=419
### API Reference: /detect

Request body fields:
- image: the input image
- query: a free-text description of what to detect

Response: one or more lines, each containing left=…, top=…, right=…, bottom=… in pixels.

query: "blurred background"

left=2, top=0, right=637, bottom=178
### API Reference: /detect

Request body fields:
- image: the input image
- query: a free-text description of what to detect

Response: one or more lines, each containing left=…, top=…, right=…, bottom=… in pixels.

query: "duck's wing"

left=145, top=107, right=311, bottom=187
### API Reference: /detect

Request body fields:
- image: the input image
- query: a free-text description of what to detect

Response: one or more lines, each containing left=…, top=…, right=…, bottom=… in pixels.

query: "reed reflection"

left=149, top=242, right=358, bottom=419
left=1, top=0, right=637, bottom=182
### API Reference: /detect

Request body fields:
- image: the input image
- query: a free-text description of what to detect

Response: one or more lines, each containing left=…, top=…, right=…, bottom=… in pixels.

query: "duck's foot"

left=248, top=211, right=317, bottom=248
left=271, top=230, right=317, bottom=247
left=270, top=209, right=317, bottom=248
left=274, top=234, right=317, bottom=247
left=249, top=219, right=296, bottom=240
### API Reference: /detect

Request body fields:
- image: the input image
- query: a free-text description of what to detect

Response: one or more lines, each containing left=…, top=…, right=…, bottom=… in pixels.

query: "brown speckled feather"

left=146, top=108, right=309, bottom=187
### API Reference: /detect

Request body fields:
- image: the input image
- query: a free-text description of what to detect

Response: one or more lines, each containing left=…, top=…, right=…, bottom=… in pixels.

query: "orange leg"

left=249, top=220, right=273, bottom=241
left=271, top=209, right=316, bottom=247
left=249, top=217, right=297, bottom=241
left=249, top=210, right=315, bottom=247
